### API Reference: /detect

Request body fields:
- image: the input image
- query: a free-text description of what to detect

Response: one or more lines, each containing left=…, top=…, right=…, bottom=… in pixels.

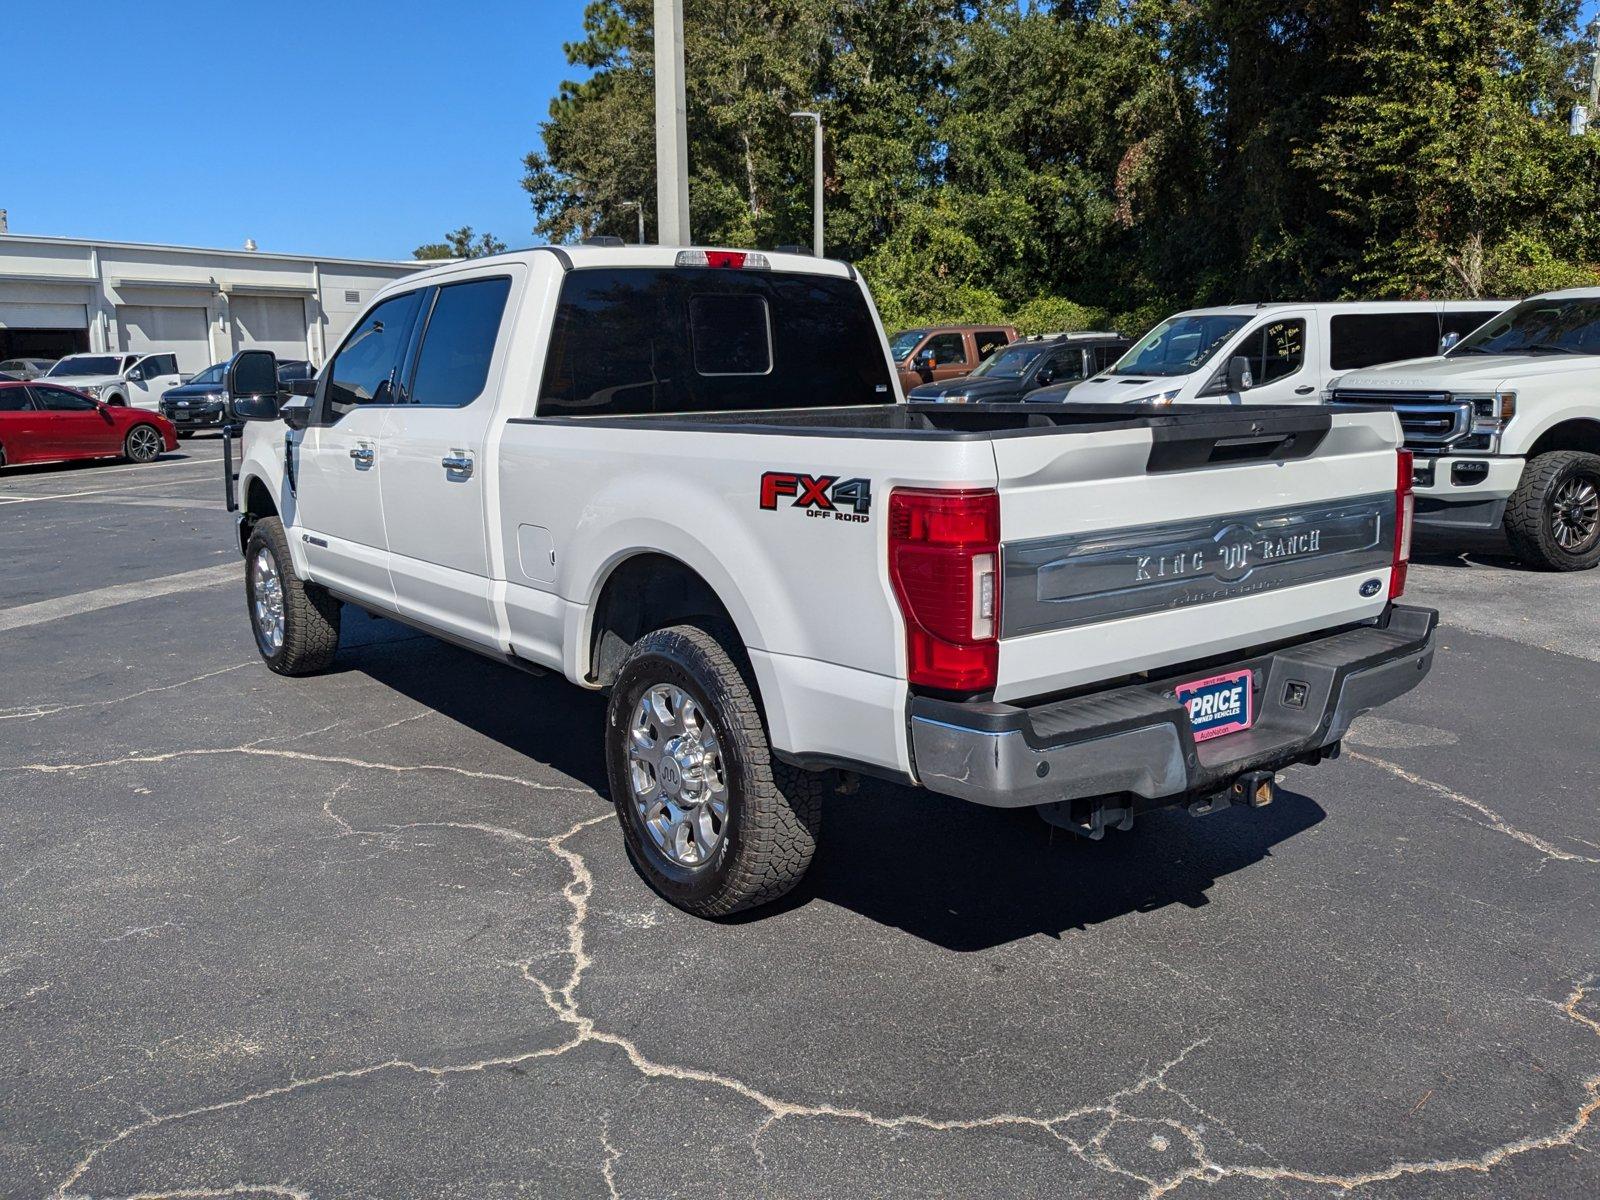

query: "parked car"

left=889, top=324, right=1017, bottom=394
left=0, top=357, right=56, bottom=380
left=162, top=360, right=311, bottom=436
left=43, top=351, right=186, bottom=410
left=1065, top=301, right=1511, bottom=408
left=907, top=333, right=1130, bottom=404
left=0, top=380, right=176, bottom=468
left=225, top=245, right=1434, bottom=918
left=1326, top=288, right=1600, bottom=571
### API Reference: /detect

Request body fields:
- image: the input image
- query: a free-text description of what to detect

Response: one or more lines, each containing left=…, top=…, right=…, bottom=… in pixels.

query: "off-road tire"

left=605, top=622, right=824, bottom=917
left=1503, top=450, right=1600, bottom=572
left=244, top=516, right=342, bottom=675
left=122, top=423, right=163, bottom=463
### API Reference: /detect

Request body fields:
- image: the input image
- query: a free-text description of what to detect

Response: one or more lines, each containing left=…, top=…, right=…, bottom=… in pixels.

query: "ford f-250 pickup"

left=222, top=245, right=1436, bottom=917
left=1327, top=288, right=1600, bottom=571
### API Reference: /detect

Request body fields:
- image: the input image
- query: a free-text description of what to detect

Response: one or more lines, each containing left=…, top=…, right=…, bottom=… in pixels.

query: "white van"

left=1066, top=301, right=1511, bottom=407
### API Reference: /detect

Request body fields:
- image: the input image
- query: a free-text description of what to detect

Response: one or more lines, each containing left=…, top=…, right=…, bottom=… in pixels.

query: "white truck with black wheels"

left=223, top=245, right=1437, bottom=917
left=1327, top=289, right=1600, bottom=570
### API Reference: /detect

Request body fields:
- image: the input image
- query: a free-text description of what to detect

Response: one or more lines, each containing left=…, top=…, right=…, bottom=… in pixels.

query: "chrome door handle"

left=441, top=453, right=474, bottom=477
left=349, top=445, right=374, bottom=464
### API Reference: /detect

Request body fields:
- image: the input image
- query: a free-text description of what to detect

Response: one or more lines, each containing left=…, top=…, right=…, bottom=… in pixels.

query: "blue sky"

left=3, top=1, right=1597, bottom=263
left=2, top=0, right=584, bottom=261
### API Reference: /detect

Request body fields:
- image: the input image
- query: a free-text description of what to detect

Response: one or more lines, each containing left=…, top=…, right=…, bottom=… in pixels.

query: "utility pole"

left=654, top=0, right=692, bottom=245
left=790, top=111, right=824, bottom=257
left=1574, top=20, right=1599, bottom=136
left=620, top=200, right=645, bottom=245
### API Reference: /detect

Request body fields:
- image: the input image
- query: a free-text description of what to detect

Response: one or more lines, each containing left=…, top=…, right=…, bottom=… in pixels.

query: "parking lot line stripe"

left=0, top=562, right=239, bottom=633
left=0, top=475, right=227, bottom=505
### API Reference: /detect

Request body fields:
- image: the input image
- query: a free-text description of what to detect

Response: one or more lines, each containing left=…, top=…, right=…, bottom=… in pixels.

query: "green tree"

left=1300, top=0, right=1599, bottom=297
left=413, top=226, right=510, bottom=260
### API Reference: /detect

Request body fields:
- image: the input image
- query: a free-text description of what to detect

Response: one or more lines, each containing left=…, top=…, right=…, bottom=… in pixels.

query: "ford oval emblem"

left=1359, top=577, right=1382, bottom=597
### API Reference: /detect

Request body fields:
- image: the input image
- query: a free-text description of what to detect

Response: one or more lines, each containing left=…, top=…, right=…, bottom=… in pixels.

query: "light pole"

left=790, top=110, right=824, bottom=258
left=1574, top=20, right=1599, bottom=136
left=620, top=200, right=645, bottom=245
left=654, top=0, right=692, bottom=244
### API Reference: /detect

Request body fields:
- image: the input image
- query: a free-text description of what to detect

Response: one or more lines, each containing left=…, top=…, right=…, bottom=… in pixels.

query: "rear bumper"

left=909, top=604, right=1437, bottom=810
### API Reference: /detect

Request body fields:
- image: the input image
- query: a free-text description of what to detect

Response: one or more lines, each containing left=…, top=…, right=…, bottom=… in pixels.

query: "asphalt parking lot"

left=2, top=438, right=1597, bottom=1200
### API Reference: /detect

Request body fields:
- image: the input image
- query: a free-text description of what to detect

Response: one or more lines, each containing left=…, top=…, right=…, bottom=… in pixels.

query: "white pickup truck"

left=1326, top=288, right=1600, bottom=571
left=222, top=246, right=1436, bottom=916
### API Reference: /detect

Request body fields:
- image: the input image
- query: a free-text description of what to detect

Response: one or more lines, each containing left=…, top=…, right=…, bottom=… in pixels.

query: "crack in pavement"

left=45, top=764, right=1600, bottom=1199
left=1348, top=750, right=1600, bottom=865
left=0, top=664, right=253, bottom=722
left=3, top=744, right=586, bottom=795
left=97, top=1187, right=310, bottom=1200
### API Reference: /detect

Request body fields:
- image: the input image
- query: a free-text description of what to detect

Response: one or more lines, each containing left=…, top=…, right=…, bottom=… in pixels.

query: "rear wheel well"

left=238, top=477, right=279, bottom=554
left=1528, top=419, right=1600, bottom=459
left=588, top=554, right=740, bottom=687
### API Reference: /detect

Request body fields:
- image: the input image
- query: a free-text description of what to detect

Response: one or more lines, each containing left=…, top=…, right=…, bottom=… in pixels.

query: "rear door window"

left=538, top=268, right=893, bottom=417
left=1329, top=313, right=1442, bottom=370
left=407, top=277, right=512, bottom=407
left=974, top=329, right=1009, bottom=360
left=326, top=291, right=423, bottom=410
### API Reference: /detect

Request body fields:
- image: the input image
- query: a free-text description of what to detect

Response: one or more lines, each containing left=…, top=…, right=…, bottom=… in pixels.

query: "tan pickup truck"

left=889, top=325, right=1017, bottom=395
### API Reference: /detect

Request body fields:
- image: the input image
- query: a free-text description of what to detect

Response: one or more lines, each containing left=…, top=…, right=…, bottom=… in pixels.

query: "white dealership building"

left=0, top=230, right=427, bottom=372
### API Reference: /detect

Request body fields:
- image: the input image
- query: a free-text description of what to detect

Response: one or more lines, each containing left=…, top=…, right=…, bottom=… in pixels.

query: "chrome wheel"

left=127, top=424, right=162, bottom=462
left=627, top=682, right=729, bottom=869
left=251, top=546, right=285, bottom=654
left=1550, top=474, right=1599, bottom=553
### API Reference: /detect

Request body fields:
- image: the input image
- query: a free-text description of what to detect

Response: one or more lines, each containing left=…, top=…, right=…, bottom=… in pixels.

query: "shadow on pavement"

left=336, top=611, right=1326, bottom=951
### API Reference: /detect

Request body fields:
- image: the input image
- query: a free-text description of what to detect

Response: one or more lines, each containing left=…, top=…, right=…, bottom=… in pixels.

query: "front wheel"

left=1504, top=450, right=1600, bottom=571
left=123, top=423, right=163, bottom=463
left=605, top=623, right=823, bottom=917
left=244, top=516, right=342, bottom=675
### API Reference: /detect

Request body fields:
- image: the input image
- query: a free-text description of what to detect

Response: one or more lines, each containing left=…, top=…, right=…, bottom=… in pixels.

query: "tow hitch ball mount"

left=1189, top=770, right=1277, bottom=817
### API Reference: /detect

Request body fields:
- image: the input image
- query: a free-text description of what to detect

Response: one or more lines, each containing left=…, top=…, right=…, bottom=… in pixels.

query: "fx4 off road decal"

left=759, top=472, right=872, bottom=523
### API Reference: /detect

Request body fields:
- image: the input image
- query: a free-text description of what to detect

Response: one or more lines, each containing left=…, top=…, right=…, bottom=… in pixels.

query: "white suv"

left=41, top=351, right=185, bottom=410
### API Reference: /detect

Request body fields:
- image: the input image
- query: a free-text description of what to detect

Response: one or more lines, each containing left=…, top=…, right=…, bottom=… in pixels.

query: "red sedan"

left=0, top=380, right=177, bottom=469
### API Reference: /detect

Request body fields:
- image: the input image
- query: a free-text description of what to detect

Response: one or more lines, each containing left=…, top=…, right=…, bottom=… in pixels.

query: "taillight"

left=1391, top=449, right=1414, bottom=599
left=887, top=489, right=1001, bottom=691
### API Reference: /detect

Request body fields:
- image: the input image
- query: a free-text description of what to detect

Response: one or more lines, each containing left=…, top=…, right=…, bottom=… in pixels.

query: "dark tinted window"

left=538, top=268, right=894, bottom=417
left=688, top=293, right=771, bottom=375
left=0, top=389, right=32, bottom=411
left=33, top=386, right=97, bottom=411
left=1037, top=347, right=1084, bottom=384
left=145, top=354, right=178, bottom=376
left=409, top=277, right=512, bottom=407
left=974, top=329, right=1009, bottom=360
left=1451, top=298, right=1600, bottom=357
left=1251, top=319, right=1306, bottom=384
left=327, top=291, right=422, bottom=408
left=1329, top=313, right=1442, bottom=370
left=1439, top=310, right=1503, bottom=343
left=924, top=332, right=966, bottom=365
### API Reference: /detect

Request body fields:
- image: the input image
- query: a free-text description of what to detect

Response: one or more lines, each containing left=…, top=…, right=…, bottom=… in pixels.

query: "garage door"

left=231, top=295, right=309, bottom=362
left=117, top=304, right=211, bottom=373
left=0, top=302, right=90, bottom=360
left=0, top=301, right=89, bottom=330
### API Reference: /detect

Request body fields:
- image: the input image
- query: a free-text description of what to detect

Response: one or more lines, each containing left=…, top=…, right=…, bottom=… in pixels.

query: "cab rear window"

left=538, top=267, right=893, bottom=416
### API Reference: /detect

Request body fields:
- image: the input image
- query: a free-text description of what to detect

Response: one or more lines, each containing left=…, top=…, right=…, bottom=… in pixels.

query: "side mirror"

left=1036, top=368, right=1056, bottom=386
left=127, top=368, right=145, bottom=383
left=1439, top=331, right=1461, bottom=353
left=226, top=349, right=282, bottom=422
left=915, top=347, right=937, bottom=367
left=1226, top=355, right=1254, bottom=392
left=289, top=377, right=318, bottom=397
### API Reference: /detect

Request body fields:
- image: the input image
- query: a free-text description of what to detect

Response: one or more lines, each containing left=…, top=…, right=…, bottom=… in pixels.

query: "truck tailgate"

left=992, top=409, right=1402, bottom=703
